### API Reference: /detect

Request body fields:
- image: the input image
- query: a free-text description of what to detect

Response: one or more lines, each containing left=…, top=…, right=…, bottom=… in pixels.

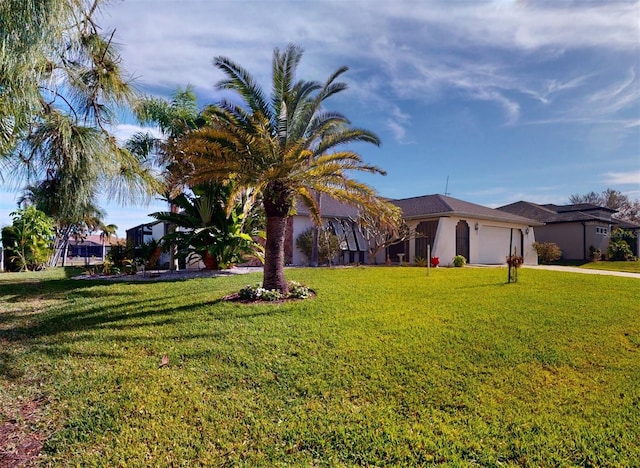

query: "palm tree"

left=126, top=86, right=204, bottom=270
left=99, top=223, right=118, bottom=261
left=175, top=44, right=386, bottom=293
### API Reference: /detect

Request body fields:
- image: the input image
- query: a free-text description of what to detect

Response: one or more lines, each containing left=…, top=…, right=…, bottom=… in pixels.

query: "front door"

left=456, top=220, right=470, bottom=260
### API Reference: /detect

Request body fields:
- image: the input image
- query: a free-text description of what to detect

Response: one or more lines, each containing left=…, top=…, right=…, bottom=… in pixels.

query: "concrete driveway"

left=523, top=264, right=640, bottom=279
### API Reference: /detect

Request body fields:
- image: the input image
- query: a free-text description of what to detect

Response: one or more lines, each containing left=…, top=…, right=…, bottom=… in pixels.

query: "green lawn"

left=1, top=266, right=639, bottom=466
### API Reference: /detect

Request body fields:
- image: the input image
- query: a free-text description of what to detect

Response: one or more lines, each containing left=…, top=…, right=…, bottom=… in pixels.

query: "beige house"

left=287, top=194, right=542, bottom=266
left=497, top=201, right=640, bottom=260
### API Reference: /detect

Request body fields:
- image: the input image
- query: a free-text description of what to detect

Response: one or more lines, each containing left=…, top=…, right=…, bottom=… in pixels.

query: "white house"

left=288, top=194, right=542, bottom=266
left=386, top=194, right=542, bottom=266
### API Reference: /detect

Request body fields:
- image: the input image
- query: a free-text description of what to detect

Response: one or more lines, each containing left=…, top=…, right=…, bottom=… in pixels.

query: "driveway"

left=523, top=264, right=640, bottom=279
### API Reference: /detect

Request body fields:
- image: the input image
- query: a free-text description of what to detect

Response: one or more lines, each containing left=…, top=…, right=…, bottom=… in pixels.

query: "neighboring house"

left=67, top=234, right=123, bottom=261
left=497, top=201, right=640, bottom=260
left=387, top=194, right=542, bottom=266
left=287, top=196, right=370, bottom=265
left=287, top=194, right=542, bottom=266
left=126, top=221, right=173, bottom=268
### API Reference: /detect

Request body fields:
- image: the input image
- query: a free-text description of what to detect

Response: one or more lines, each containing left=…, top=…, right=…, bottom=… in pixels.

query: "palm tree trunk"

left=263, top=215, right=289, bottom=293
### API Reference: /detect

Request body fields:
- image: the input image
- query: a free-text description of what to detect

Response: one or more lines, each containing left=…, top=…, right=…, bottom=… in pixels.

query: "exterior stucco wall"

left=533, top=223, right=611, bottom=260
left=426, top=216, right=538, bottom=266
left=291, top=215, right=315, bottom=265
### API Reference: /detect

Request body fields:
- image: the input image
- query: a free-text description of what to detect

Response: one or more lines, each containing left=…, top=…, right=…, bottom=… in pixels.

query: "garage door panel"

left=479, top=227, right=521, bottom=264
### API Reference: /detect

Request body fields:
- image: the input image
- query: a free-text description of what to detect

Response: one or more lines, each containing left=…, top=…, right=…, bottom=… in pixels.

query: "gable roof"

left=497, top=201, right=639, bottom=226
left=390, top=194, right=542, bottom=225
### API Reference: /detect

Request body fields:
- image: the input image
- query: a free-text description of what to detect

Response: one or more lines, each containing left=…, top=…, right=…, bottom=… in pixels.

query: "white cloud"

left=603, top=171, right=640, bottom=185
left=111, top=124, right=162, bottom=144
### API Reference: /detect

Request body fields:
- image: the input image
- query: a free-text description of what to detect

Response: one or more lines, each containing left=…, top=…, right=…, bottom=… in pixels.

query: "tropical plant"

left=296, top=226, right=341, bottom=265
left=175, top=44, right=385, bottom=293
left=99, top=223, right=118, bottom=261
left=151, top=183, right=263, bottom=270
left=4, top=206, right=55, bottom=271
left=126, top=86, right=206, bottom=270
left=2, top=0, right=159, bottom=251
left=414, top=256, right=428, bottom=267
left=532, top=241, right=562, bottom=264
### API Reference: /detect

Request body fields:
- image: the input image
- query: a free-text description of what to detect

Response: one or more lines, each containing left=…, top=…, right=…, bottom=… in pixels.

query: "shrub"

left=532, top=242, right=562, bottom=264
left=608, top=228, right=635, bottom=261
left=589, top=246, right=602, bottom=262
left=453, top=255, right=466, bottom=267
left=414, top=256, right=427, bottom=267
left=506, top=255, right=524, bottom=268
left=608, top=239, right=634, bottom=261
left=296, top=227, right=341, bottom=265
left=288, top=281, right=311, bottom=299
left=238, top=281, right=311, bottom=301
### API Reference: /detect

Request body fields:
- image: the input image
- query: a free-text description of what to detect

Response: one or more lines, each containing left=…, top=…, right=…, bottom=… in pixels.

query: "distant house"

left=388, top=194, right=542, bottom=266
left=287, top=194, right=542, bottom=266
left=497, top=201, right=640, bottom=260
left=67, top=234, right=123, bottom=262
left=126, top=221, right=172, bottom=268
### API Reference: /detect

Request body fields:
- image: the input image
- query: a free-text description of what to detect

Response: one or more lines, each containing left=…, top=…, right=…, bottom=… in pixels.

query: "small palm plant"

left=151, top=183, right=263, bottom=270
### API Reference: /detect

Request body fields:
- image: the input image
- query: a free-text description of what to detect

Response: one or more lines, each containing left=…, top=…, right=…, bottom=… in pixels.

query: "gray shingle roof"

left=390, top=194, right=542, bottom=225
left=497, top=201, right=637, bottom=226
left=295, top=196, right=361, bottom=218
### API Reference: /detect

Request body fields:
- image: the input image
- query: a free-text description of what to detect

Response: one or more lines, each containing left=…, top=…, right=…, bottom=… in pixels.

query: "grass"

left=1, top=266, right=639, bottom=466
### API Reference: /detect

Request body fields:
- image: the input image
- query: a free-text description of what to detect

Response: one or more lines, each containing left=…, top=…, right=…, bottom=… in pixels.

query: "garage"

left=478, top=226, right=522, bottom=264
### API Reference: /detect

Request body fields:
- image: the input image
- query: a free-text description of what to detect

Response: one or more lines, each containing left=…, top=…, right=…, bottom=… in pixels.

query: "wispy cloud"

left=385, top=107, right=412, bottom=143
left=603, top=171, right=640, bottom=185
left=101, top=0, right=639, bottom=130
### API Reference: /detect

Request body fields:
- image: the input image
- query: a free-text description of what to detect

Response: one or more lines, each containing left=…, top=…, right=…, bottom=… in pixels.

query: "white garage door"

left=478, top=227, right=521, bottom=264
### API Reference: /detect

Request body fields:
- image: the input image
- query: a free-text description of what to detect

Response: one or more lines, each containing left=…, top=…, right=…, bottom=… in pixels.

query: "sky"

left=1, top=0, right=639, bottom=237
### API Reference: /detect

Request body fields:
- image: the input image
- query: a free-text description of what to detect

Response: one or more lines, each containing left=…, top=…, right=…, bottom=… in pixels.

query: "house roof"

left=498, top=201, right=640, bottom=227
left=295, top=196, right=361, bottom=219
left=390, top=194, right=543, bottom=225
left=68, top=235, right=123, bottom=246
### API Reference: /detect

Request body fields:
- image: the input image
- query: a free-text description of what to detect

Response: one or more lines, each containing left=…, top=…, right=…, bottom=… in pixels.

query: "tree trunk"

left=262, top=181, right=292, bottom=294
left=263, top=215, right=289, bottom=293
left=310, top=192, right=321, bottom=267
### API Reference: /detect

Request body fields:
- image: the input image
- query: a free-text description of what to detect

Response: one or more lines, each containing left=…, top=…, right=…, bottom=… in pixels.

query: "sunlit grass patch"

left=1, top=266, right=638, bottom=465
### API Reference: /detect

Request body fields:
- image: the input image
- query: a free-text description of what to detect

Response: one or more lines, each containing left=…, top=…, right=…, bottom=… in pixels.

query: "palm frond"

left=214, top=55, right=270, bottom=119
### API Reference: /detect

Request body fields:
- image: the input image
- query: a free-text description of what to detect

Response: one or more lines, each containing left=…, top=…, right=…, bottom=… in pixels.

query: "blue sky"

left=1, top=0, right=639, bottom=236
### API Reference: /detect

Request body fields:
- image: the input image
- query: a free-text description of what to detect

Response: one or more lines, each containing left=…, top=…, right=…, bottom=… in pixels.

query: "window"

left=595, top=226, right=608, bottom=235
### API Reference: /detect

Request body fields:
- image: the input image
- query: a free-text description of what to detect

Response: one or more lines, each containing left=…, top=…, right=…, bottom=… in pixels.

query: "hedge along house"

left=386, top=194, right=542, bottom=266
left=497, top=201, right=640, bottom=260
